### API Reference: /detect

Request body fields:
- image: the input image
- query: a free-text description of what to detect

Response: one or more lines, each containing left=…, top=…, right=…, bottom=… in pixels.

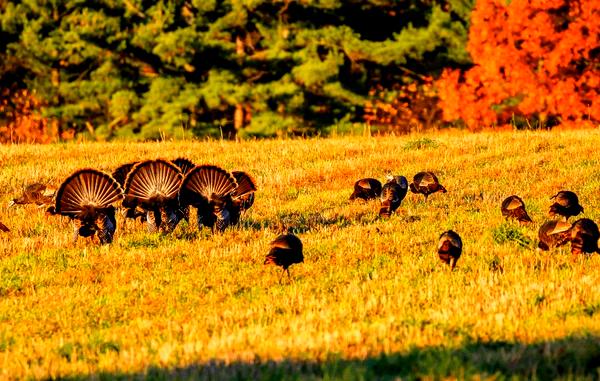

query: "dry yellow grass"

left=1, top=129, right=600, bottom=380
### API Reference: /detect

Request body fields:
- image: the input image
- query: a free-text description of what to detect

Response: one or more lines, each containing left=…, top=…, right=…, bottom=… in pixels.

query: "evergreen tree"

left=0, top=0, right=473, bottom=139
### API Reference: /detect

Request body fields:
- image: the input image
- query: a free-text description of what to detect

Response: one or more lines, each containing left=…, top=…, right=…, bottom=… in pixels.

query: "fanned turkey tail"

left=230, top=171, right=257, bottom=225
left=124, top=159, right=183, bottom=232
left=54, top=169, right=123, bottom=244
left=180, top=165, right=238, bottom=232
left=172, top=157, right=196, bottom=175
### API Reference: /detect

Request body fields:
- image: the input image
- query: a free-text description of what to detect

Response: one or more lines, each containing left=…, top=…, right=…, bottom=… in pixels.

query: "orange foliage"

left=364, top=77, right=442, bottom=133
left=0, top=88, right=56, bottom=144
left=436, top=0, right=600, bottom=130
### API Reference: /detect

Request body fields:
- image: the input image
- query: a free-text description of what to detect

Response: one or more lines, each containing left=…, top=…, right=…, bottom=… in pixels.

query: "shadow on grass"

left=55, top=335, right=600, bottom=380
left=242, top=211, right=359, bottom=234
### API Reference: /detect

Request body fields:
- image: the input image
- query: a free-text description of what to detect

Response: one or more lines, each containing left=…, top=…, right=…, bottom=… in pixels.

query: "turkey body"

left=350, top=178, right=382, bottom=201
left=123, top=159, right=183, bottom=233
left=501, top=195, right=532, bottom=223
left=171, top=157, right=197, bottom=223
left=112, top=162, right=146, bottom=226
left=437, top=230, right=462, bottom=270
left=379, top=176, right=408, bottom=217
left=537, top=220, right=572, bottom=251
left=9, top=183, right=55, bottom=207
left=52, top=169, right=123, bottom=244
left=549, top=191, right=583, bottom=221
left=264, top=234, right=304, bottom=282
left=230, top=171, right=258, bottom=225
left=409, top=172, right=447, bottom=201
left=179, top=165, right=238, bottom=232
left=569, top=218, right=600, bottom=255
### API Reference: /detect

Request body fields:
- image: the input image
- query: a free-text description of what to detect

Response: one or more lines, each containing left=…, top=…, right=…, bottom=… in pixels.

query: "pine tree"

left=1, top=0, right=473, bottom=139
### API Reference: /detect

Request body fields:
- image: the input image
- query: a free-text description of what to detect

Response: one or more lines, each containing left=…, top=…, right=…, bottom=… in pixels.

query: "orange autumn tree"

left=437, top=0, right=600, bottom=130
left=364, top=77, right=442, bottom=134
left=0, top=87, right=54, bottom=144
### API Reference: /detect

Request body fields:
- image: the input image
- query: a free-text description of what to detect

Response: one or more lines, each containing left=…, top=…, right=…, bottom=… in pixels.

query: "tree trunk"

left=230, top=34, right=245, bottom=138
left=234, top=103, right=244, bottom=131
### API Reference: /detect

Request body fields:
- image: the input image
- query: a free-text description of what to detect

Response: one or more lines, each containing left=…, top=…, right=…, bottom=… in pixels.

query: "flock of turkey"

left=2, top=162, right=600, bottom=281
left=351, top=172, right=599, bottom=270
left=43, top=158, right=259, bottom=242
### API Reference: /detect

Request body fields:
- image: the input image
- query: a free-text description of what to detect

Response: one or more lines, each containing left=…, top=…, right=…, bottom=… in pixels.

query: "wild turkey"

left=409, top=171, right=447, bottom=202
left=264, top=233, right=304, bottom=283
left=437, top=230, right=462, bottom=270
left=350, top=178, right=382, bottom=201
left=537, top=220, right=572, bottom=251
left=171, top=158, right=197, bottom=223
left=123, top=159, right=183, bottom=233
left=112, top=161, right=146, bottom=226
left=0, top=221, right=9, bottom=232
left=569, top=218, right=600, bottom=255
left=51, top=169, right=123, bottom=244
left=112, top=162, right=138, bottom=188
left=549, top=190, right=583, bottom=221
left=230, top=171, right=258, bottom=224
left=8, top=183, right=55, bottom=207
left=172, top=157, right=196, bottom=175
left=379, top=175, right=408, bottom=217
left=501, top=195, right=532, bottom=223
left=179, top=165, right=238, bottom=232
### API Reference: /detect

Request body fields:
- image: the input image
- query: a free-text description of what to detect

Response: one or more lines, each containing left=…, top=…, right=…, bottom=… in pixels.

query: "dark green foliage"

left=0, top=0, right=473, bottom=139
left=492, top=223, right=532, bottom=248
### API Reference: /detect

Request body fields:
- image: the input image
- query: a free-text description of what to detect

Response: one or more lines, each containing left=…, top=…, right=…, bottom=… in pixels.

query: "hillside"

left=1, top=130, right=600, bottom=379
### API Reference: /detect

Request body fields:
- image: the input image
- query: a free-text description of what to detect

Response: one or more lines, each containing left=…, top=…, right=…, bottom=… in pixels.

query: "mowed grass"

left=1, top=130, right=600, bottom=380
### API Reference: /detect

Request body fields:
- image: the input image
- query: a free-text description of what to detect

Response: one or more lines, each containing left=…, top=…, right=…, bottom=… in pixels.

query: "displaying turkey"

left=548, top=190, right=583, bottom=221
left=569, top=218, right=600, bottom=255
left=501, top=195, right=532, bottom=223
left=179, top=164, right=238, bottom=232
left=437, top=230, right=462, bottom=270
left=51, top=169, right=123, bottom=244
left=230, top=171, right=258, bottom=225
left=123, top=159, right=183, bottom=233
left=171, top=158, right=197, bottom=223
left=0, top=221, right=9, bottom=232
left=379, top=175, right=408, bottom=217
left=537, top=220, right=572, bottom=251
left=8, top=183, right=55, bottom=207
left=112, top=161, right=145, bottom=226
left=349, top=178, right=382, bottom=201
left=264, top=233, right=304, bottom=283
left=172, top=157, right=196, bottom=175
left=409, top=171, right=447, bottom=202
left=112, top=162, right=138, bottom=188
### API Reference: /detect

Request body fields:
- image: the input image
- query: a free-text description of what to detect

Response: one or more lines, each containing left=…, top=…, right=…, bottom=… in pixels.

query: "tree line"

left=0, top=0, right=596, bottom=143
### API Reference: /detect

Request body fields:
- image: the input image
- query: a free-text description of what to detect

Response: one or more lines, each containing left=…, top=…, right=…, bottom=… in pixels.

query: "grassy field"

left=1, top=129, right=600, bottom=380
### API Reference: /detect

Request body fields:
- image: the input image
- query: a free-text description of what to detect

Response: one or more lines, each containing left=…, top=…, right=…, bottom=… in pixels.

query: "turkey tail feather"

left=181, top=165, right=237, bottom=201
left=232, top=171, right=257, bottom=198
left=55, top=169, right=123, bottom=216
left=112, top=162, right=138, bottom=187
left=172, top=157, right=196, bottom=175
left=124, top=160, right=183, bottom=206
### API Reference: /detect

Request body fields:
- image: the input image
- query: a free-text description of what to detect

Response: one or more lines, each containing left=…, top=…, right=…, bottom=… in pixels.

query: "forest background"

left=0, top=0, right=598, bottom=143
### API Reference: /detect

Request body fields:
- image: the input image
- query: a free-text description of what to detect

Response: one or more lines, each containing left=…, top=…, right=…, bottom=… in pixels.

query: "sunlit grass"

left=1, top=129, right=600, bottom=379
